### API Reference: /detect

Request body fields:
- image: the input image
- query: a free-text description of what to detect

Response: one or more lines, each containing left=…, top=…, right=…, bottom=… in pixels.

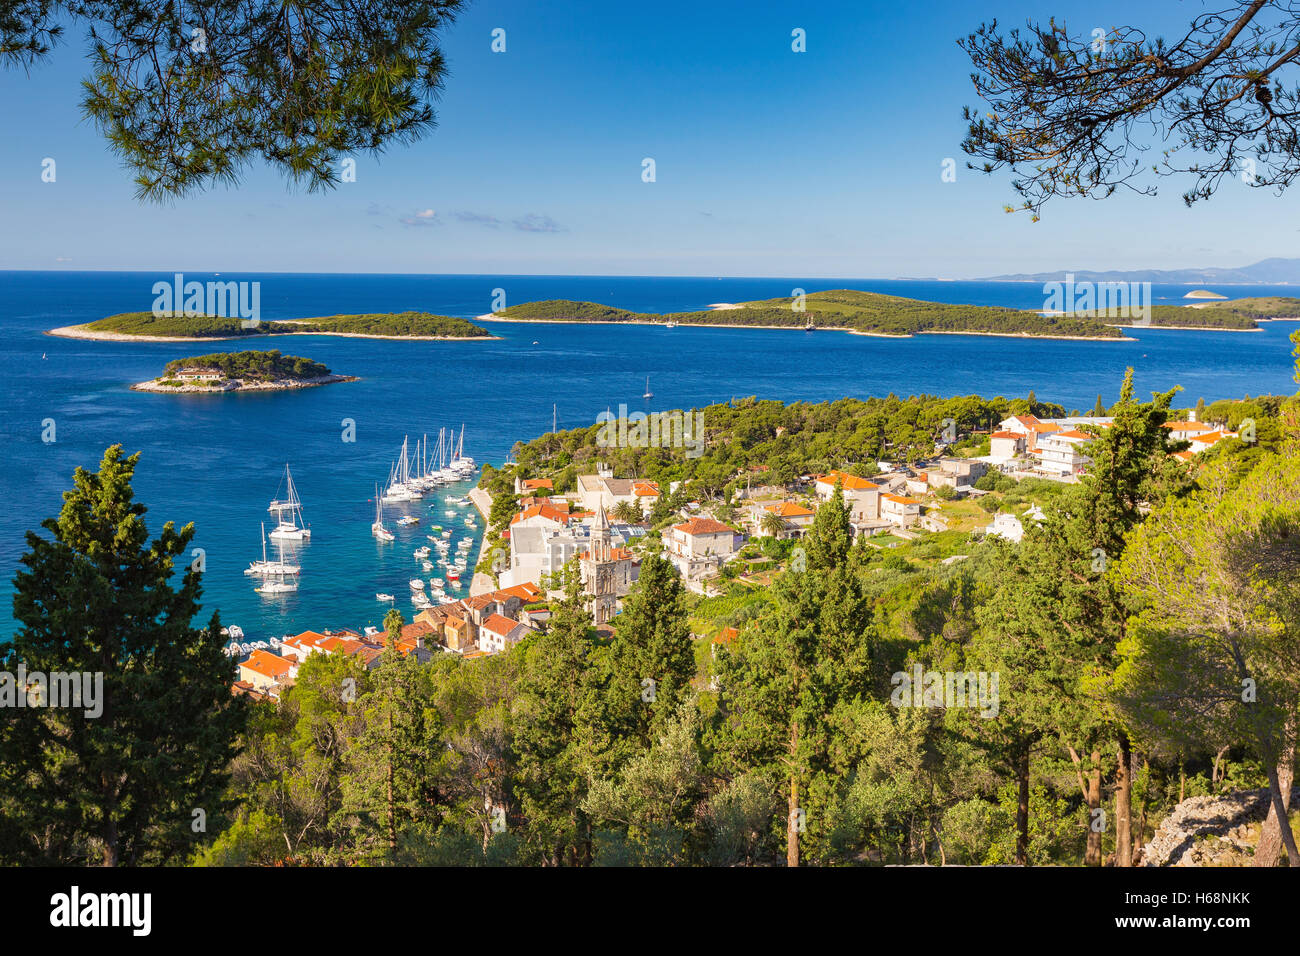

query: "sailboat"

left=246, top=522, right=301, bottom=576
left=383, top=437, right=423, bottom=501
left=642, top=375, right=653, bottom=400
left=268, top=464, right=311, bottom=541
left=255, top=536, right=299, bottom=593
left=372, top=485, right=395, bottom=541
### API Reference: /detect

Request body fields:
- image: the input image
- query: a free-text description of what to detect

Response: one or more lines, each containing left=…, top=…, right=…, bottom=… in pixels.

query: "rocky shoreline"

left=131, top=374, right=359, bottom=393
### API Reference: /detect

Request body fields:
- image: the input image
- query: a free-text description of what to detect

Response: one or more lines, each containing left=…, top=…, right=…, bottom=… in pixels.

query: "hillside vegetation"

left=499, top=290, right=1300, bottom=335
left=499, top=290, right=1128, bottom=338
left=87, top=310, right=490, bottom=338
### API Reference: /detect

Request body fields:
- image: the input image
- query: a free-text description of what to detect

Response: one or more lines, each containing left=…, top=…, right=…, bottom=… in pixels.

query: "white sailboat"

left=383, top=437, right=423, bottom=501
left=643, top=375, right=653, bottom=399
left=255, top=536, right=299, bottom=593
left=268, top=464, right=311, bottom=541
left=246, top=522, right=301, bottom=576
left=372, top=485, right=395, bottom=541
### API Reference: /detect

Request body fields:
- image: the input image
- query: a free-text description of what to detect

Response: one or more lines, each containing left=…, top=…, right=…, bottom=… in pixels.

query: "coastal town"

left=229, top=404, right=1242, bottom=702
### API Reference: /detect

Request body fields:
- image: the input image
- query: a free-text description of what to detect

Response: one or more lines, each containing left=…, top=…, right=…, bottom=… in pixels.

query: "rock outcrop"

left=1141, top=786, right=1299, bottom=866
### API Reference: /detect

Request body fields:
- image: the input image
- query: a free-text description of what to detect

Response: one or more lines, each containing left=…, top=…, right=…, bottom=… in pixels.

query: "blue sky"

left=0, top=0, right=1294, bottom=277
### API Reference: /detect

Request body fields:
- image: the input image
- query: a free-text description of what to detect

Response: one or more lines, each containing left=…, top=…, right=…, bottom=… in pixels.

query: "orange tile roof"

left=481, top=613, right=521, bottom=638
left=1190, top=430, right=1230, bottom=444
left=883, top=493, right=920, bottom=505
left=1162, top=421, right=1213, bottom=432
left=1010, top=414, right=1043, bottom=426
left=521, top=478, right=554, bottom=490
left=1053, top=429, right=1094, bottom=440
left=497, top=582, right=541, bottom=602
left=242, top=649, right=294, bottom=680
left=814, top=470, right=879, bottom=491
left=990, top=430, right=1022, bottom=440
left=401, top=621, right=436, bottom=641
left=511, top=503, right=571, bottom=526
left=673, top=517, right=736, bottom=536
left=633, top=482, right=661, bottom=497
left=765, top=502, right=814, bottom=517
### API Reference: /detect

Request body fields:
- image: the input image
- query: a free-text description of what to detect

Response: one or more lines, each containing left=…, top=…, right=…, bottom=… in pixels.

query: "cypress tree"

left=2, top=445, right=246, bottom=865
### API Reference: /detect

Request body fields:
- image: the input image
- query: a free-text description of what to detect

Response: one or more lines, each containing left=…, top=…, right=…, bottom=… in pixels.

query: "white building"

left=666, top=517, right=738, bottom=578
left=813, top=470, right=881, bottom=523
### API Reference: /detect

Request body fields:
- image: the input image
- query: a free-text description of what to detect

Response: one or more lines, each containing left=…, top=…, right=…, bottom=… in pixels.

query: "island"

left=131, top=350, right=358, bottom=393
left=489, top=289, right=1132, bottom=340
left=1183, top=289, right=1228, bottom=300
left=49, top=310, right=495, bottom=341
left=488, top=289, right=1300, bottom=336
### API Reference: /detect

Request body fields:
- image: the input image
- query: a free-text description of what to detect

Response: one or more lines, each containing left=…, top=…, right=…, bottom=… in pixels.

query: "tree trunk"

left=1115, top=731, right=1133, bottom=867
left=1262, top=758, right=1300, bottom=868
left=1256, top=716, right=1296, bottom=867
left=787, top=721, right=800, bottom=868
left=1068, top=745, right=1102, bottom=866
left=1015, top=744, right=1030, bottom=866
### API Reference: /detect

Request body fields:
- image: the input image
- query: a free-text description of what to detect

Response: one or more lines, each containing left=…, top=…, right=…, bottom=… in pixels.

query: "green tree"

left=511, top=560, right=601, bottom=864
left=2, top=445, right=246, bottom=865
left=602, top=554, right=696, bottom=751
left=805, top=483, right=852, bottom=571
left=1116, top=453, right=1300, bottom=866
left=711, top=558, right=873, bottom=866
left=4, top=1, right=465, bottom=199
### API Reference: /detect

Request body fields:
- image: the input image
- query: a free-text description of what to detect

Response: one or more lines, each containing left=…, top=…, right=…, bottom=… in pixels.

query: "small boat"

left=438, top=595, right=457, bottom=605
left=227, top=625, right=245, bottom=640
left=412, top=593, right=433, bottom=609
left=444, top=509, right=456, bottom=518
left=447, top=569, right=461, bottom=582
left=414, top=546, right=431, bottom=558
left=376, top=593, right=395, bottom=602
left=431, top=577, right=445, bottom=589
left=397, top=515, right=420, bottom=526
left=643, top=375, right=653, bottom=399
left=421, top=561, right=434, bottom=571
left=363, top=625, right=381, bottom=637
left=410, top=578, right=426, bottom=590
left=441, top=530, right=452, bottom=539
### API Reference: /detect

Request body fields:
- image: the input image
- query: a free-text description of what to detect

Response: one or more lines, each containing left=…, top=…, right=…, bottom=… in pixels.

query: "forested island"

left=493, top=290, right=1300, bottom=336
left=495, top=290, right=1131, bottom=338
left=50, top=310, right=494, bottom=341
left=132, top=350, right=357, bottom=392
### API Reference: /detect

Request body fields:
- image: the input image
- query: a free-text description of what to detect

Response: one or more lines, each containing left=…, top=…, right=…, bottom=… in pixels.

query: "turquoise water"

left=2, top=271, right=1297, bottom=639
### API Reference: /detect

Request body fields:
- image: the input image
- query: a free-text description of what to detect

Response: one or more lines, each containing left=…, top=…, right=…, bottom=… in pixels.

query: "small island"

left=1184, top=289, right=1228, bottom=300
left=50, top=310, right=495, bottom=342
left=131, top=350, right=358, bottom=393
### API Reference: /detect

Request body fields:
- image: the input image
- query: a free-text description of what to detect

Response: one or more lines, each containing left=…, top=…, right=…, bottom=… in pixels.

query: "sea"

left=2, top=271, right=1297, bottom=641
